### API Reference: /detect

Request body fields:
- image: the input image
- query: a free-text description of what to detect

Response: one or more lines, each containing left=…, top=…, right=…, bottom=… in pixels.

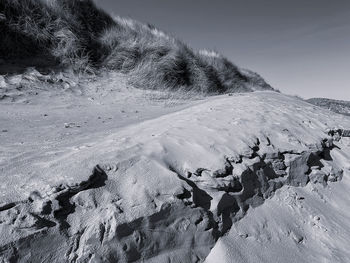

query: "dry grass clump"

left=0, top=0, right=112, bottom=72
left=0, top=0, right=273, bottom=93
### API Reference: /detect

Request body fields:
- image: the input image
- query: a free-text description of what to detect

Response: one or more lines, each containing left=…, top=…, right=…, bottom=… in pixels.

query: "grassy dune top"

left=0, top=0, right=273, bottom=93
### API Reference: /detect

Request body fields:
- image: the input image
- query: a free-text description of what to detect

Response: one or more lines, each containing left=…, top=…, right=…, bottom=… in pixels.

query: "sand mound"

left=1, top=92, right=350, bottom=262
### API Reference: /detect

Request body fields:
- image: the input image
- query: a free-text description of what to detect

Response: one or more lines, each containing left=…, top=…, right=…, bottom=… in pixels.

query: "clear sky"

left=96, top=0, right=350, bottom=100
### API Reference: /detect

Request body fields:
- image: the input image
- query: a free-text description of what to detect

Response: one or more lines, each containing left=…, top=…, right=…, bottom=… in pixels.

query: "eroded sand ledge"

left=1, top=92, right=350, bottom=262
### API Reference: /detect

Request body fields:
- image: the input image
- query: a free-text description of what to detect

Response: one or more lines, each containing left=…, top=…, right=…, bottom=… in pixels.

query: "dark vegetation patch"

left=0, top=0, right=273, bottom=94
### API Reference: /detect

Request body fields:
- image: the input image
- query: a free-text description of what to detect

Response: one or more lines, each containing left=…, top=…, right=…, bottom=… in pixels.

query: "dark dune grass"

left=0, top=0, right=273, bottom=93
